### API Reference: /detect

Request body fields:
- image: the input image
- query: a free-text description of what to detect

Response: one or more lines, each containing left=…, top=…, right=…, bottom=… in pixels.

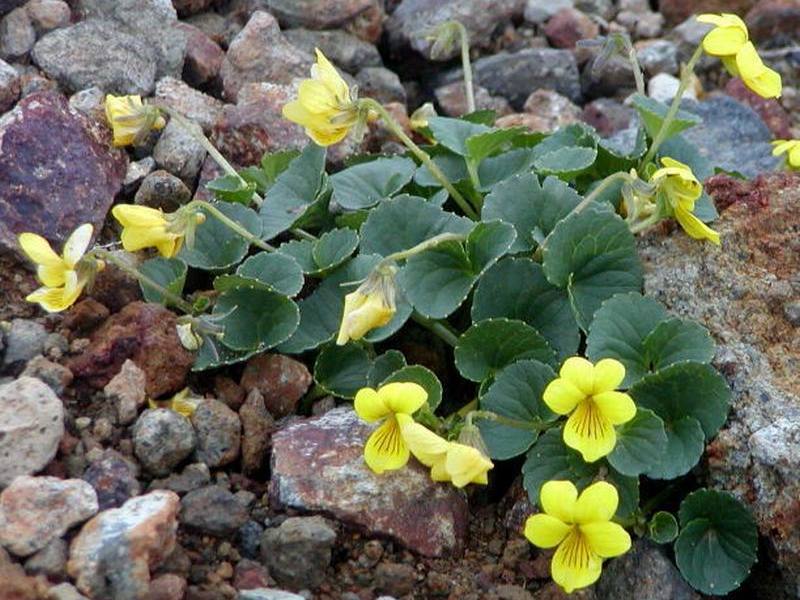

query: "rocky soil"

left=0, top=0, right=799, bottom=599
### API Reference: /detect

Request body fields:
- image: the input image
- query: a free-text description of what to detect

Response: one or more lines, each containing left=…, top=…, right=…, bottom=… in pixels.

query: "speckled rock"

left=82, top=450, right=141, bottom=510
left=434, top=81, right=512, bottom=118
left=355, top=66, right=406, bottom=105
left=0, top=476, right=98, bottom=557
left=152, top=117, right=207, bottom=185
left=20, top=355, right=73, bottom=394
left=497, top=88, right=581, bottom=133
left=260, top=516, right=336, bottom=590
left=148, top=462, right=210, bottom=495
left=134, top=409, right=196, bottom=476
left=240, top=354, right=313, bottom=419
left=0, top=57, right=19, bottom=112
left=24, top=537, right=67, bottom=578
left=746, top=0, right=800, bottom=43
left=725, top=78, right=794, bottom=139
left=26, top=0, right=70, bottom=33
left=0, top=91, right=127, bottom=259
left=0, top=376, right=64, bottom=487
left=66, top=302, right=194, bottom=397
left=134, top=170, right=191, bottom=213
left=239, top=389, right=275, bottom=475
left=284, top=28, right=381, bottom=74
left=154, top=76, right=224, bottom=135
left=544, top=7, right=599, bottom=49
left=0, top=6, right=34, bottom=60
left=103, top=359, right=147, bottom=426
left=176, top=22, right=224, bottom=88
left=191, top=399, right=241, bottom=468
left=260, top=0, right=383, bottom=41
left=2, top=318, right=46, bottom=368
left=67, top=490, right=180, bottom=600
left=220, top=11, right=311, bottom=102
left=636, top=39, right=679, bottom=77
left=660, top=0, right=757, bottom=26
left=270, top=407, right=469, bottom=557
left=180, top=485, right=249, bottom=536
left=172, top=0, right=213, bottom=17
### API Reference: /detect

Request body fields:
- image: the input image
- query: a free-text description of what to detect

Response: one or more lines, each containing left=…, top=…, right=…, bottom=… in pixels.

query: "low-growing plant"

left=21, top=13, right=783, bottom=595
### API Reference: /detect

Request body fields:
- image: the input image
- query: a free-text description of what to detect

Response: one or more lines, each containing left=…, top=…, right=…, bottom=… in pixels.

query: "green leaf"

left=413, top=153, right=468, bottom=188
left=482, top=173, right=582, bottom=252
left=478, top=360, right=557, bottom=459
left=276, top=239, right=316, bottom=273
left=381, top=365, right=443, bottom=412
left=359, top=195, right=473, bottom=257
left=455, top=318, right=557, bottom=382
left=596, top=127, right=648, bottom=175
left=213, top=286, right=299, bottom=352
left=646, top=416, right=705, bottom=479
left=476, top=148, right=537, bottom=191
left=234, top=252, right=304, bottom=297
left=649, top=511, right=679, bottom=544
left=312, top=228, right=359, bottom=273
left=658, top=133, right=714, bottom=181
left=138, top=257, right=187, bottom=306
left=643, top=318, right=715, bottom=372
left=675, top=489, right=758, bottom=595
left=314, top=343, right=372, bottom=399
left=461, top=109, right=497, bottom=126
left=542, top=205, right=643, bottom=330
left=367, top=350, right=407, bottom=387
left=331, top=156, right=416, bottom=210
left=260, top=143, right=326, bottom=240
left=260, top=149, right=301, bottom=191
left=179, top=202, right=262, bottom=271
left=427, top=116, right=490, bottom=156
left=586, top=292, right=668, bottom=387
left=193, top=336, right=261, bottom=371
left=206, top=174, right=256, bottom=204
left=692, top=192, right=719, bottom=223
left=472, top=257, right=579, bottom=359
left=631, top=94, right=701, bottom=141
left=465, top=127, right=527, bottom=164
left=534, top=146, right=598, bottom=179
left=608, top=469, right=639, bottom=518
left=398, top=221, right=515, bottom=319
left=607, top=408, right=668, bottom=476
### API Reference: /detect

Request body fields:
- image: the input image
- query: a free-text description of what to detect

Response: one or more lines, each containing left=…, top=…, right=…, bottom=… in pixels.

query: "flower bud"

left=336, top=264, right=398, bottom=345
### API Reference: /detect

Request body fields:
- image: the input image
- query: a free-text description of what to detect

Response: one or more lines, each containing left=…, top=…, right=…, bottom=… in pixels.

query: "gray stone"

left=26, top=0, right=70, bottom=33
left=0, top=56, right=18, bottom=112
left=180, top=485, right=249, bottom=536
left=47, top=583, right=90, bottom=600
left=0, top=0, right=25, bottom=17
left=149, top=462, right=210, bottom=494
left=152, top=118, right=207, bottom=185
left=82, top=450, right=141, bottom=510
left=581, top=51, right=637, bottom=99
left=0, top=377, right=64, bottom=487
left=133, top=409, right=196, bottom=476
left=103, top=359, right=147, bottom=426
left=238, top=520, right=265, bottom=560
left=783, top=301, right=800, bottom=327
left=260, top=516, right=336, bottom=590
left=434, top=81, right=512, bottom=118
left=2, top=319, right=47, bottom=367
left=523, top=0, right=573, bottom=24
left=238, top=590, right=305, bottom=600
left=134, top=170, right=191, bottom=213
left=191, top=398, right=241, bottom=468
left=355, top=66, right=406, bottom=105
left=636, top=40, right=679, bottom=77
left=670, top=16, right=714, bottom=67
left=284, top=28, right=381, bottom=74
left=239, top=389, right=274, bottom=476
left=648, top=72, right=696, bottom=104
left=32, top=20, right=158, bottom=95
left=20, top=356, right=73, bottom=394
left=123, top=156, right=156, bottom=193
left=154, top=76, right=224, bottom=135
left=68, top=86, right=105, bottom=117
left=24, top=537, right=67, bottom=578
left=260, top=0, right=382, bottom=35
left=575, top=0, right=614, bottom=19
left=0, top=6, right=34, bottom=60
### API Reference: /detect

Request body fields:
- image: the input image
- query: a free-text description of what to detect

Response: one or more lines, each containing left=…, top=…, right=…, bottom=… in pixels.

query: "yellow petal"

left=592, top=391, right=636, bottom=425
left=744, top=65, right=782, bottom=99
left=659, top=156, right=691, bottom=171
left=430, top=459, right=451, bottom=482
left=540, top=480, right=578, bottom=524
left=573, top=481, right=619, bottom=524
left=312, top=48, right=350, bottom=102
left=62, top=223, right=93, bottom=267
left=155, top=235, right=183, bottom=258
left=559, top=356, right=594, bottom=395
left=354, top=387, right=390, bottom=422
left=306, top=125, right=350, bottom=147
left=674, top=205, right=721, bottom=245
left=580, top=522, right=632, bottom=558
left=721, top=55, right=740, bottom=78
left=401, top=421, right=449, bottom=466
left=18, top=232, right=62, bottom=267
left=735, top=42, right=766, bottom=79
left=592, top=358, right=625, bottom=393
left=444, top=442, right=493, bottom=487
left=702, top=26, right=747, bottom=56
left=524, top=514, right=572, bottom=549
left=120, top=225, right=176, bottom=253
left=789, top=144, right=800, bottom=168
left=37, top=263, right=67, bottom=288
left=542, top=379, right=585, bottom=415
left=771, top=140, right=794, bottom=156
left=379, top=381, right=427, bottom=415
left=298, top=79, right=340, bottom=114
left=363, top=415, right=410, bottom=474
left=551, top=529, right=603, bottom=594
left=112, top=204, right=168, bottom=228
left=337, top=292, right=394, bottom=343
left=563, top=401, right=617, bottom=462
left=25, top=271, right=84, bottom=313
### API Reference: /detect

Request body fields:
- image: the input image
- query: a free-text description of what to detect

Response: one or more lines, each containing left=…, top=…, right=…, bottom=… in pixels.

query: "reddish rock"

left=747, top=0, right=800, bottom=41
left=214, top=375, right=246, bottom=411
left=62, top=298, right=110, bottom=334
left=240, top=353, right=312, bottom=418
left=68, top=490, right=180, bottom=600
left=155, top=76, right=224, bottom=135
left=233, top=558, right=272, bottom=590
left=581, top=98, right=635, bottom=137
left=82, top=450, right=141, bottom=510
left=146, top=573, right=187, bottom=600
left=87, top=253, right=144, bottom=314
left=434, top=81, right=512, bottom=118
left=264, top=0, right=384, bottom=42
left=239, top=389, right=275, bottom=476
left=176, top=22, right=224, bottom=88
left=0, top=562, right=47, bottom=600
left=192, top=154, right=225, bottom=203
left=0, top=91, right=127, bottom=259
left=104, top=359, right=147, bottom=426
left=270, top=407, right=469, bottom=558
left=496, top=88, right=582, bottom=133
left=544, top=8, right=599, bottom=49
left=725, top=79, right=793, bottom=139
left=172, top=0, right=212, bottom=17
left=66, top=301, right=194, bottom=397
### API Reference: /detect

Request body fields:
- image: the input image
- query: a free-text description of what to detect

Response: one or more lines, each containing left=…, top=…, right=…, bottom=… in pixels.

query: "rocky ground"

left=0, top=0, right=799, bottom=599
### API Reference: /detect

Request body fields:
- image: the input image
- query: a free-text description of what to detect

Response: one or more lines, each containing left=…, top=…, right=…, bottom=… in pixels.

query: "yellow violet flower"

left=524, top=480, right=631, bottom=593
left=104, top=94, right=166, bottom=147
left=336, top=265, right=397, bottom=345
left=651, top=157, right=720, bottom=245
left=148, top=388, right=201, bottom=417
left=543, top=357, right=636, bottom=462
left=282, top=49, right=359, bottom=146
left=730, top=42, right=782, bottom=99
left=354, top=382, right=428, bottom=474
left=19, top=224, right=95, bottom=312
left=111, top=204, right=185, bottom=258
left=697, top=13, right=748, bottom=57
left=409, top=102, right=437, bottom=131
left=772, top=139, right=800, bottom=170
left=402, top=421, right=494, bottom=487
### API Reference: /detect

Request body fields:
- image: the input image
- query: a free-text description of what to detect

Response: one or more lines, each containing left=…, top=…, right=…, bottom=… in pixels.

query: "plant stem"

left=625, top=38, right=646, bottom=96
left=454, top=21, right=476, bottom=113
left=384, top=232, right=467, bottom=263
left=189, top=200, right=275, bottom=251
left=291, top=228, right=318, bottom=242
left=360, top=98, right=479, bottom=220
left=639, top=45, right=704, bottom=171
left=411, top=312, right=459, bottom=347
left=93, top=249, right=195, bottom=313
left=574, top=171, right=631, bottom=213
left=456, top=399, right=478, bottom=417
left=629, top=212, right=660, bottom=234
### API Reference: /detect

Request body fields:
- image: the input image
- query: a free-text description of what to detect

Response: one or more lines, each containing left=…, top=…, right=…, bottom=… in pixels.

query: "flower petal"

left=62, top=223, right=93, bottom=267
left=563, top=401, right=617, bottom=463
left=120, top=226, right=174, bottom=253
left=592, top=391, right=636, bottom=425
left=363, top=416, right=409, bottom=474
left=540, top=480, right=578, bottom=524
left=379, top=381, right=427, bottom=415
left=592, top=358, right=625, bottom=393
left=37, top=263, right=67, bottom=288
left=735, top=42, right=765, bottom=79
left=573, top=481, right=619, bottom=524
left=542, top=378, right=585, bottom=415
left=444, top=442, right=493, bottom=487
left=312, top=48, right=350, bottom=102
left=560, top=356, right=594, bottom=395
left=580, top=522, right=632, bottom=558
left=789, top=143, right=800, bottom=168
left=354, top=387, right=390, bottom=422
left=702, top=26, right=747, bottom=56
left=674, top=205, right=721, bottom=245
left=18, top=233, right=62, bottom=267
left=524, top=514, right=572, bottom=549
left=551, top=529, right=603, bottom=594
left=112, top=204, right=168, bottom=228
left=744, top=65, right=782, bottom=99
left=401, top=421, right=448, bottom=466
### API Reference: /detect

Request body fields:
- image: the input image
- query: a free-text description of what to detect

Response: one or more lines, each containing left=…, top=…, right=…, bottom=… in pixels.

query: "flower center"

left=573, top=399, right=611, bottom=440
left=560, top=527, right=593, bottom=570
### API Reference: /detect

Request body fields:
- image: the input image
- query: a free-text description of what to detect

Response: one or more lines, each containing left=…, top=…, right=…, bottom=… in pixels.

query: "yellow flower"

left=148, top=388, right=201, bottom=417
left=542, top=357, right=636, bottom=462
left=18, top=224, right=95, bottom=312
left=104, top=94, right=166, bottom=147
left=409, top=102, right=436, bottom=131
left=354, top=382, right=428, bottom=474
left=336, top=266, right=397, bottom=345
left=772, top=139, right=800, bottom=170
left=524, top=480, right=631, bottom=593
left=730, top=42, right=782, bottom=99
left=402, top=421, right=494, bottom=487
left=282, top=49, right=358, bottom=146
left=697, top=13, right=749, bottom=57
left=111, top=204, right=185, bottom=258
left=651, top=157, right=720, bottom=245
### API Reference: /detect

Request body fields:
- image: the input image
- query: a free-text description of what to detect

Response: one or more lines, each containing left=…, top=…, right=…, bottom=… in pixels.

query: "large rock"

left=179, top=485, right=249, bottom=536
left=386, top=0, right=521, bottom=60
left=0, top=476, right=98, bottom=557
left=191, top=399, right=241, bottom=468
left=82, top=450, right=141, bottom=510
left=746, top=0, right=800, bottom=44
left=67, top=490, right=180, bottom=600
left=32, top=20, right=158, bottom=94
left=0, top=377, right=64, bottom=488
left=154, top=76, right=224, bottom=135
left=134, top=409, right=196, bottom=476
left=176, top=22, right=224, bottom=88
left=261, top=0, right=383, bottom=41
left=270, top=407, right=469, bottom=557
left=66, top=302, right=194, bottom=397
left=239, top=353, right=313, bottom=419
left=260, top=516, right=336, bottom=590
left=0, top=91, right=127, bottom=259
left=152, top=118, right=207, bottom=185
left=640, top=173, right=800, bottom=593
left=284, top=28, right=381, bottom=74
left=220, top=11, right=311, bottom=102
